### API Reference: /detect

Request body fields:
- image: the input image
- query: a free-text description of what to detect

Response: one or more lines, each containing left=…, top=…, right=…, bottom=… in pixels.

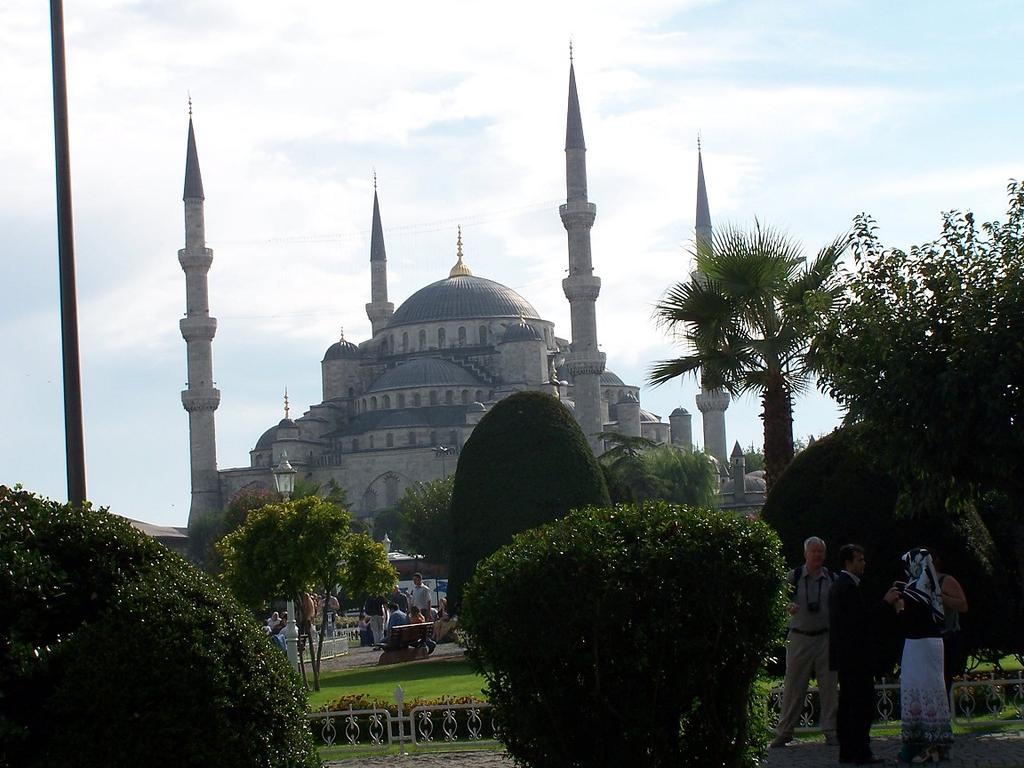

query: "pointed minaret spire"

left=691, top=136, right=730, bottom=466
left=695, top=136, right=712, bottom=251
left=565, top=61, right=586, bottom=153
left=183, top=99, right=204, bottom=201
left=370, top=185, right=386, bottom=264
left=559, top=58, right=605, bottom=452
left=365, top=178, right=394, bottom=336
left=178, top=113, right=221, bottom=527
left=283, top=388, right=290, bottom=419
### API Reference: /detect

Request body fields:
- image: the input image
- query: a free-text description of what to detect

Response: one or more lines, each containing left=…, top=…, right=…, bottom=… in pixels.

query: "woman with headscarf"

left=893, top=548, right=954, bottom=764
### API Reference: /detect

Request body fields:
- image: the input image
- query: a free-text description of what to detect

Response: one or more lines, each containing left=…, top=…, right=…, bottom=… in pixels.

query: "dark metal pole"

left=49, top=0, right=87, bottom=506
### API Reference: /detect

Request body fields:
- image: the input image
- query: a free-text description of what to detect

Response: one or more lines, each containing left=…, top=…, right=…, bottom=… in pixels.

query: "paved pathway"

left=324, top=731, right=1024, bottom=767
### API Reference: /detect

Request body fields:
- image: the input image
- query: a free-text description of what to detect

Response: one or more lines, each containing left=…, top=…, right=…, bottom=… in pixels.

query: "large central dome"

left=388, top=275, right=540, bottom=326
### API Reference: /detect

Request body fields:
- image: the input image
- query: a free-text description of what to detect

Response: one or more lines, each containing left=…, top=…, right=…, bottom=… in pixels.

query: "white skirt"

left=901, top=637, right=953, bottom=746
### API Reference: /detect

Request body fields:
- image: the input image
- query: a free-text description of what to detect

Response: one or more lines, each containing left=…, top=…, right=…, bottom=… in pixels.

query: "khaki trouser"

left=368, top=615, right=384, bottom=645
left=777, top=630, right=838, bottom=737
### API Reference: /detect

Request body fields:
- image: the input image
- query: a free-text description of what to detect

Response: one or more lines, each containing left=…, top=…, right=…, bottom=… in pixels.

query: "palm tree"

left=650, top=221, right=847, bottom=490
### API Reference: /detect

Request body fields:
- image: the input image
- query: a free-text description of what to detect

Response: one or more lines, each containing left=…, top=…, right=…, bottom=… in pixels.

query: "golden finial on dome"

left=449, top=225, right=473, bottom=277
left=283, top=387, right=290, bottom=419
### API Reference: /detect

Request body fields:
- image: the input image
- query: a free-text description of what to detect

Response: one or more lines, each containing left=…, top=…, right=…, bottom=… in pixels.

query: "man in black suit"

left=828, top=544, right=900, bottom=765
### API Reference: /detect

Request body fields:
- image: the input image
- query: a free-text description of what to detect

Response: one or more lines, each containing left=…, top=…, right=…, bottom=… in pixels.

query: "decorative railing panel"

left=769, top=673, right=1024, bottom=732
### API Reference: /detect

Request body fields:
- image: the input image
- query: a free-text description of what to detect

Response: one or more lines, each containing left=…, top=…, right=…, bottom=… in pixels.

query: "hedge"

left=461, top=502, right=786, bottom=768
left=446, top=391, right=609, bottom=611
left=0, top=486, right=318, bottom=768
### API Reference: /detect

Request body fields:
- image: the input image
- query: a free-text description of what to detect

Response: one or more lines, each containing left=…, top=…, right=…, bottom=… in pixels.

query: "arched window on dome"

left=445, top=391, right=454, bottom=405
left=402, top=332, right=408, bottom=353
left=458, top=326, right=467, bottom=346
left=461, top=390, right=469, bottom=404
left=475, top=389, right=483, bottom=402
left=386, top=433, right=394, bottom=448
left=369, top=434, right=375, bottom=449
left=418, top=329, right=427, bottom=349
left=348, top=387, right=355, bottom=400
left=397, top=393, right=405, bottom=408
left=413, top=393, right=422, bottom=407
left=408, top=431, right=416, bottom=446
left=352, top=438, right=360, bottom=451
left=438, top=328, right=446, bottom=348
left=370, top=396, right=377, bottom=411
left=382, top=395, right=391, bottom=409
left=388, top=335, right=395, bottom=354
left=478, top=325, right=487, bottom=345
left=430, top=391, right=438, bottom=406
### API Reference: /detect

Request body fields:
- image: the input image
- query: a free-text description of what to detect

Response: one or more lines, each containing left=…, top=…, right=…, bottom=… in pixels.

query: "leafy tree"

left=218, top=496, right=396, bottom=689
left=599, top=436, right=719, bottom=508
left=188, top=485, right=276, bottom=573
left=0, top=486, right=318, bottom=768
left=642, top=444, right=719, bottom=508
left=598, top=432, right=661, bottom=503
left=815, top=182, right=1024, bottom=511
left=761, top=427, right=1007, bottom=662
left=395, top=476, right=454, bottom=564
left=461, top=502, right=786, bottom=768
left=651, top=222, right=847, bottom=489
left=371, top=507, right=405, bottom=550
left=447, top=391, right=610, bottom=610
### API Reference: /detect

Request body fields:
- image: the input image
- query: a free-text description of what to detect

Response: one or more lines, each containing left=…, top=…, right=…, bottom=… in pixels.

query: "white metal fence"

left=307, top=686, right=497, bottom=752
left=768, top=672, right=1024, bottom=731
left=307, top=674, right=1024, bottom=753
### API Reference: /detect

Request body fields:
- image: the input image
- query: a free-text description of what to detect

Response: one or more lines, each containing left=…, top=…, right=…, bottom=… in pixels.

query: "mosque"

left=177, top=62, right=763, bottom=532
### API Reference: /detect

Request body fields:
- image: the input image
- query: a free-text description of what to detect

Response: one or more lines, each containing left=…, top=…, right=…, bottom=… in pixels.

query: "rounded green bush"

left=761, top=428, right=1005, bottom=660
left=0, top=486, right=318, bottom=768
left=461, top=502, right=786, bottom=768
left=447, top=391, right=610, bottom=610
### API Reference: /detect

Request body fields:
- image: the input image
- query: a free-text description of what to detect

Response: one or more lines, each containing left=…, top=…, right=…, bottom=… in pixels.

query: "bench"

left=377, top=622, right=434, bottom=666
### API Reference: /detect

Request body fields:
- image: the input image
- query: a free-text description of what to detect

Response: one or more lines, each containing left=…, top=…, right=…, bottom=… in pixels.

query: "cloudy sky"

left=2, top=0, right=1021, bottom=527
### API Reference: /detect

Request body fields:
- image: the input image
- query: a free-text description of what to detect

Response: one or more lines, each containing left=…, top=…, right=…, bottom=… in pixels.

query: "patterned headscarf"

left=901, top=548, right=945, bottom=625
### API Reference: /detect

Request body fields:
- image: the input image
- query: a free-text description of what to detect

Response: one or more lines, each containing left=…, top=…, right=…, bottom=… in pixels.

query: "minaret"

left=178, top=110, right=222, bottom=526
left=365, top=176, right=394, bottom=336
left=559, top=55, right=606, bottom=451
left=691, top=140, right=730, bottom=466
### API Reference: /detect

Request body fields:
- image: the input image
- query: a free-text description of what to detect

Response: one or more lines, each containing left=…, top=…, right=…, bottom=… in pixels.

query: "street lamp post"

left=272, top=451, right=297, bottom=501
left=272, top=452, right=300, bottom=670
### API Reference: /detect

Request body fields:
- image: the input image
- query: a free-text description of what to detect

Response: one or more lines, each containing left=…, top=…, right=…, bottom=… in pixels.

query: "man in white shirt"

left=409, top=572, right=433, bottom=619
left=771, top=536, right=838, bottom=748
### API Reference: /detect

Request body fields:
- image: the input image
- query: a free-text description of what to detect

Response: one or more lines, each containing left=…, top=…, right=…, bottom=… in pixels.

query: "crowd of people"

left=773, top=537, right=969, bottom=765
left=358, top=572, right=451, bottom=652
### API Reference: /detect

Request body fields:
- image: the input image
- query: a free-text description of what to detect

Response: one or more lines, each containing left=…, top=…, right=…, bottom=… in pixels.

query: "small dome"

left=617, top=392, right=640, bottom=404
left=467, top=402, right=487, bottom=412
left=600, top=370, right=625, bottom=386
left=501, top=320, right=543, bottom=343
left=367, top=357, right=482, bottom=393
left=670, top=407, right=690, bottom=416
left=323, top=338, right=360, bottom=361
left=722, top=474, right=767, bottom=494
left=253, top=418, right=297, bottom=451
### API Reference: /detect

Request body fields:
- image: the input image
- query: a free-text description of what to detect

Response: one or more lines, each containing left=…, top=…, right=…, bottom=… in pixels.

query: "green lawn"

left=309, top=658, right=486, bottom=710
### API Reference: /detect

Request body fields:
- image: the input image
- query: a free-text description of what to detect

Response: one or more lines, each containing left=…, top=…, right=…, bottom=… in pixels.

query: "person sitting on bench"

left=408, top=606, right=436, bottom=655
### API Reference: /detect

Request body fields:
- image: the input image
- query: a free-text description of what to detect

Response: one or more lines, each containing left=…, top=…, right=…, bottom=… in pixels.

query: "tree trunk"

left=762, top=373, right=795, bottom=491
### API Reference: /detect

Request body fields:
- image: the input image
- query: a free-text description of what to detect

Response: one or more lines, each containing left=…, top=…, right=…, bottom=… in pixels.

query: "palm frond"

left=648, top=356, right=703, bottom=387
